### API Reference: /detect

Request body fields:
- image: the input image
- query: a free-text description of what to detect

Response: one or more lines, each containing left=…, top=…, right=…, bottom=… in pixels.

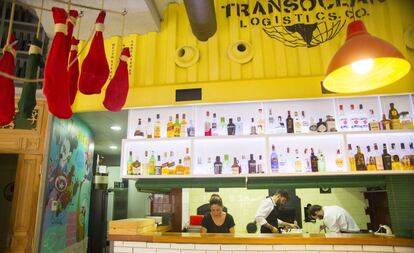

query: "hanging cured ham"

left=103, top=47, right=130, bottom=112
left=68, top=37, right=80, bottom=105
left=66, top=10, right=78, bottom=56
left=44, top=7, right=72, bottom=119
left=78, top=11, right=109, bottom=95
left=0, top=34, right=17, bottom=126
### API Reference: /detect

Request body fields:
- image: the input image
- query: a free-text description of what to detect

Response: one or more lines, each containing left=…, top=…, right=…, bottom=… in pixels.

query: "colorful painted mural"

left=39, top=117, right=94, bottom=253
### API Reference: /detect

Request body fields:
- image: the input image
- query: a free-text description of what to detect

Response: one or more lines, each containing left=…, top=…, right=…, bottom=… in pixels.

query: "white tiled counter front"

left=109, top=233, right=414, bottom=253
left=112, top=241, right=414, bottom=253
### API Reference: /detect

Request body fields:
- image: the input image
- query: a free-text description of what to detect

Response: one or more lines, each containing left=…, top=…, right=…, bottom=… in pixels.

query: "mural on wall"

left=40, top=117, right=94, bottom=253
left=221, top=0, right=388, bottom=47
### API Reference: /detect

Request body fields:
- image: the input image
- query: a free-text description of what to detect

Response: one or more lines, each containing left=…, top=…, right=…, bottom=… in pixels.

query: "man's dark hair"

left=274, top=190, right=289, bottom=201
left=309, top=205, right=323, bottom=216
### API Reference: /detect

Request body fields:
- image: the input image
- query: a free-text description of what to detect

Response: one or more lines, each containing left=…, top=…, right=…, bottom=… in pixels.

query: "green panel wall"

left=386, top=175, right=414, bottom=238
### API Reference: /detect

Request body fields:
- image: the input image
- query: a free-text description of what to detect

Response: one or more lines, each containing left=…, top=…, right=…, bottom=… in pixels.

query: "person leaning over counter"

left=309, top=204, right=360, bottom=233
left=255, top=190, right=300, bottom=233
left=200, top=194, right=235, bottom=233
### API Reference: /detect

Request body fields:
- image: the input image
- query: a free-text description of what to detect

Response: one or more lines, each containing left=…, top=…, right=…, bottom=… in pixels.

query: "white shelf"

left=126, top=170, right=414, bottom=180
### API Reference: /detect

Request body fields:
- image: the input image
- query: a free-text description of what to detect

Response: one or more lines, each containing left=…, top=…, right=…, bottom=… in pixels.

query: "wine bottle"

left=286, top=111, right=294, bottom=133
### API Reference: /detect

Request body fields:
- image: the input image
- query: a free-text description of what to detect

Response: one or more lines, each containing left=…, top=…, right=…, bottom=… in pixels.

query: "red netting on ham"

left=0, top=34, right=17, bottom=126
left=78, top=10, right=109, bottom=95
left=68, top=37, right=80, bottom=105
left=103, top=47, right=130, bottom=112
left=43, top=7, right=73, bottom=119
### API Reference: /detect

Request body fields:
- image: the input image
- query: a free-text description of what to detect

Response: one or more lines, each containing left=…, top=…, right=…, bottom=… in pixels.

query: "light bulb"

left=351, top=58, right=374, bottom=74
left=109, top=145, right=118, bottom=150
left=110, top=125, right=122, bottom=131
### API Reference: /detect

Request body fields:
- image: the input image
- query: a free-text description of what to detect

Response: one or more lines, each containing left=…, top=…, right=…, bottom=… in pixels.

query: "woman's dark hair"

left=309, top=204, right=323, bottom=216
left=209, top=194, right=223, bottom=206
left=246, top=222, right=257, bottom=233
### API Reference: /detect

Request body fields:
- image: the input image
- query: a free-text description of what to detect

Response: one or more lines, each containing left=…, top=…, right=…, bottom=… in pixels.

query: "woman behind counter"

left=200, top=194, right=235, bottom=233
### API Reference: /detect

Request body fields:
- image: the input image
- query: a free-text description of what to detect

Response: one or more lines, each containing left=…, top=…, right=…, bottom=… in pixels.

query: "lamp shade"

left=323, top=20, right=411, bottom=93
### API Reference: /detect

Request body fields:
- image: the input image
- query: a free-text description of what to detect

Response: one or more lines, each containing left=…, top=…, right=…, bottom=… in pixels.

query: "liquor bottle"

left=294, top=111, right=302, bottom=133
left=212, top=113, right=218, bottom=136
left=275, top=116, right=286, bottom=134
left=132, top=155, right=141, bottom=175
left=204, top=111, right=212, bottom=136
left=187, top=120, right=195, bottom=137
left=149, top=151, right=156, bottom=175
left=142, top=151, right=149, bottom=176
left=223, top=154, right=231, bottom=174
left=127, top=151, right=133, bottom=175
left=146, top=118, right=153, bottom=138
left=248, top=154, right=257, bottom=174
left=236, top=117, right=244, bottom=135
left=309, top=117, right=317, bottom=132
left=220, top=117, right=227, bottom=135
left=154, top=114, right=161, bottom=138
left=317, top=150, right=326, bottom=172
left=301, top=111, right=310, bottom=133
left=348, top=144, right=357, bottom=171
left=180, top=113, right=187, bottom=137
left=335, top=149, right=344, bottom=171
left=389, top=103, right=401, bottom=130
left=316, top=118, right=327, bottom=132
left=268, top=109, right=275, bottom=134
left=380, top=114, right=391, bottom=130
left=409, top=143, right=414, bottom=170
left=382, top=144, right=392, bottom=170
left=390, top=143, right=402, bottom=170
left=400, top=111, right=414, bottom=129
left=175, top=159, right=185, bottom=175
left=294, top=149, right=302, bottom=172
left=350, top=104, right=359, bottom=130
left=134, top=118, right=144, bottom=137
left=257, top=155, right=265, bottom=174
left=310, top=148, right=318, bottom=172
left=338, top=104, right=349, bottom=131
left=359, top=104, right=369, bottom=131
left=373, top=143, right=384, bottom=170
left=155, top=155, right=162, bottom=175
left=286, top=147, right=293, bottom=172
left=231, top=157, right=241, bottom=174
left=227, top=118, right=236, bottom=135
left=168, top=151, right=176, bottom=175
left=278, top=149, right=287, bottom=172
left=162, top=152, right=169, bottom=175
left=304, top=148, right=311, bottom=172
left=184, top=147, right=191, bottom=175
left=207, top=157, right=213, bottom=174
left=250, top=118, right=257, bottom=135
left=270, top=145, right=279, bottom=173
left=326, top=115, right=337, bottom=132
left=354, top=146, right=366, bottom=171
left=257, top=109, right=266, bottom=134
left=286, top=111, right=294, bottom=133
left=400, top=143, right=410, bottom=170
left=240, top=155, right=248, bottom=174
left=366, top=146, right=377, bottom=171
left=174, top=114, right=181, bottom=137
left=167, top=116, right=174, bottom=137
left=368, top=109, right=380, bottom=131
left=214, top=156, right=223, bottom=175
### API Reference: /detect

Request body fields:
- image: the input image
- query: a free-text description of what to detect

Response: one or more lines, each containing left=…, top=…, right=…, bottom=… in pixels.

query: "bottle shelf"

left=122, top=94, right=414, bottom=180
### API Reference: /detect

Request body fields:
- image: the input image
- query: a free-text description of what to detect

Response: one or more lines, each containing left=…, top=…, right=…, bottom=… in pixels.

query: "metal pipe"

left=183, top=0, right=217, bottom=41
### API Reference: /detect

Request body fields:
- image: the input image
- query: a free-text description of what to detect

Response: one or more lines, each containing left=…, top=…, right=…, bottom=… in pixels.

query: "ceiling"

left=75, top=109, right=128, bottom=161
left=19, top=0, right=181, bottom=40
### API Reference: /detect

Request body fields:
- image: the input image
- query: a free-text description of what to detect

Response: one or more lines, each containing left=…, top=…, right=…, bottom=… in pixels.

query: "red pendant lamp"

left=323, top=20, right=411, bottom=93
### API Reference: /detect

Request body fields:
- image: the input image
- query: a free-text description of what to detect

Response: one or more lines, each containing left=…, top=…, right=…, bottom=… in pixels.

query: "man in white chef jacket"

left=309, top=204, right=360, bottom=233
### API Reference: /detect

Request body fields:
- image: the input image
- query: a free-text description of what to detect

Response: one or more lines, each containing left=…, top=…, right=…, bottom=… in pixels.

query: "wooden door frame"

left=0, top=100, right=51, bottom=253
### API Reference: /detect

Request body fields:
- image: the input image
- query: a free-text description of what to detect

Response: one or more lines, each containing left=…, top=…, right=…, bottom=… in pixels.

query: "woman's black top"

left=201, top=212, right=235, bottom=233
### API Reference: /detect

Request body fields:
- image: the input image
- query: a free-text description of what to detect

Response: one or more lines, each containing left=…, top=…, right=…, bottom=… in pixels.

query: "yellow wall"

left=187, top=187, right=369, bottom=233
left=73, top=0, right=414, bottom=112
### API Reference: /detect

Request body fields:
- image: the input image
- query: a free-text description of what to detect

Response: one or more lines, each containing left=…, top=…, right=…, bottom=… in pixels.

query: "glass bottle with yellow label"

left=175, top=159, right=185, bottom=175
left=180, top=113, right=187, bottom=137
left=335, top=149, right=344, bottom=171
left=366, top=146, right=377, bottom=171
left=167, top=116, right=174, bottom=137
left=174, top=114, right=181, bottom=137
left=183, top=148, right=191, bottom=175
left=348, top=144, right=356, bottom=171
left=149, top=151, right=156, bottom=175
left=162, top=152, right=169, bottom=175
left=354, top=146, right=366, bottom=171
left=127, top=151, right=133, bottom=175
left=390, top=143, right=402, bottom=170
left=154, top=114, right=161, bottom=138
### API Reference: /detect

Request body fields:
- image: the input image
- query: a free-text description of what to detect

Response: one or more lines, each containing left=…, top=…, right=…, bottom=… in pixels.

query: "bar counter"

left=110, top=232, right=414, bottom=253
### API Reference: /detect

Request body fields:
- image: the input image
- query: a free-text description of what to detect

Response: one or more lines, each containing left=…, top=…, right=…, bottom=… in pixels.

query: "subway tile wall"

left=113, top=242, right=414, bottom=253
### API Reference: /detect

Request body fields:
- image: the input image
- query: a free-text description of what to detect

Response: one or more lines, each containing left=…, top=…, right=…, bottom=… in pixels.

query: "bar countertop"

left=108, top=232, right=414, bottom=247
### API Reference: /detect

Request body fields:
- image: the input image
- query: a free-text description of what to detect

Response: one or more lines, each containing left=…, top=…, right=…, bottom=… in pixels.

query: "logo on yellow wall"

left=221, top=0, right=387, bottom=48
